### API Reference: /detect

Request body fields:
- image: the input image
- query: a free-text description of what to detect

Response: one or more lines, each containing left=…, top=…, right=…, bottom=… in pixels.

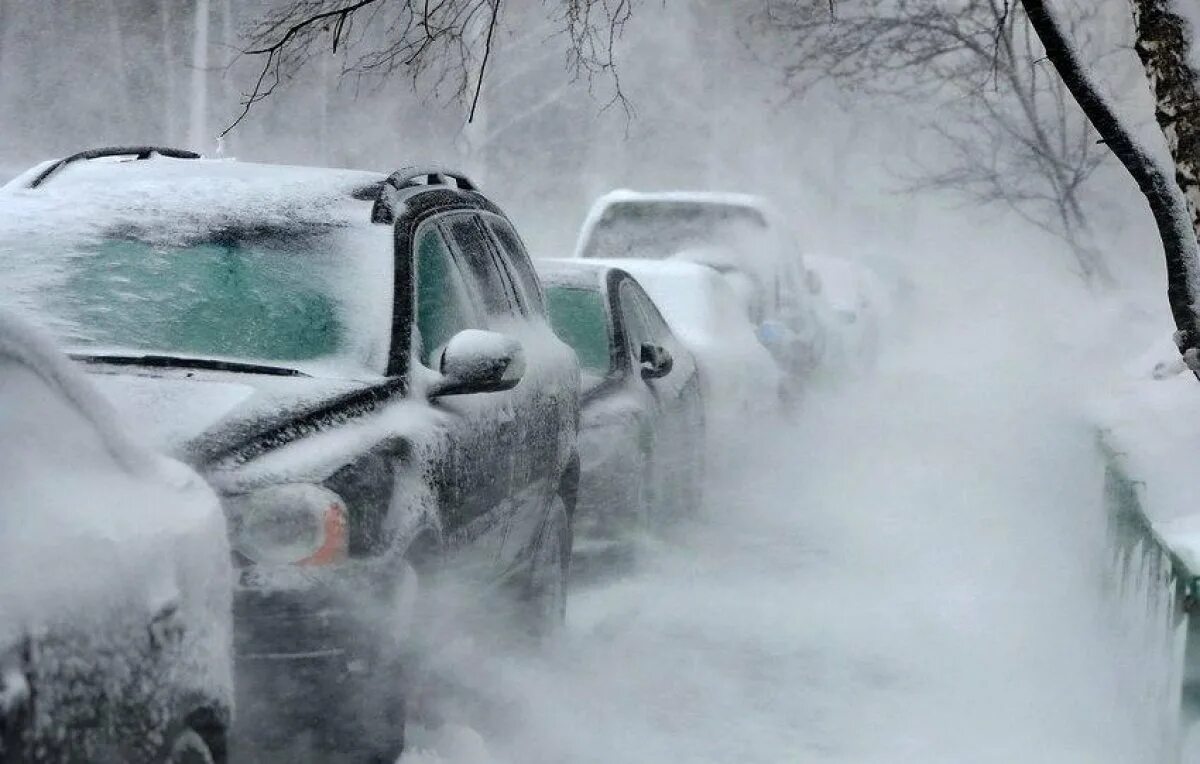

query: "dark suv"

left=0, top=148, right=581, bottom=759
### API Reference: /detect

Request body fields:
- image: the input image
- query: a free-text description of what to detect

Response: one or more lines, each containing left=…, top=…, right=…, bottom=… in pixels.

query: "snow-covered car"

left=574, top=189, right=823, bottom=387
left=537, top=260, right=705, bottom=549
left=803, top=253, right=891, bottom=375
left=0, top=309, right=233, bottom=763
left=0, top=148, right=581, bottom=759
left=585, top=258, right=784, bottom=447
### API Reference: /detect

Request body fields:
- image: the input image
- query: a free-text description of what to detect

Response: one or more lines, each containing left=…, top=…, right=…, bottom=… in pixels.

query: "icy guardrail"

left=1099, top=436, right=1190, bottom=759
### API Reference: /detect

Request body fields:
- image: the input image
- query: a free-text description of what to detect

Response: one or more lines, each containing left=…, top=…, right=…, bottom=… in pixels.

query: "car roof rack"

left=27, top=146, right=201, bottom=188
left=370, top=165, right=477, bottom=224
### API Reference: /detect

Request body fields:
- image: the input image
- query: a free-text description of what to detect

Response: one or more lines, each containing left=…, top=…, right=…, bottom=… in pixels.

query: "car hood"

left=87, top=367, right=371, bottom=465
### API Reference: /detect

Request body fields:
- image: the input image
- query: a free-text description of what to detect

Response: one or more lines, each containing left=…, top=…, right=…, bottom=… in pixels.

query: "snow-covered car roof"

left=573, top=189, right=781, bottom=260
left=1, top=154, right=384, bottom=228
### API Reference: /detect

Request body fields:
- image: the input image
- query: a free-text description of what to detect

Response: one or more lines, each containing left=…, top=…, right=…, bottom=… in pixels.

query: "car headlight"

left=228, top=484, right=348, bottom=566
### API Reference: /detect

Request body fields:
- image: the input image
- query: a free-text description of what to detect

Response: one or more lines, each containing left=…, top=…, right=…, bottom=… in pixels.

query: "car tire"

left=163, top=727, right=216, bottom=764
left=524, top=496, right=570, bottom=638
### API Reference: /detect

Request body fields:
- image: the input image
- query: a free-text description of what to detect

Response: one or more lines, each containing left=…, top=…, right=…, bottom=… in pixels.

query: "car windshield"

left=0, top=221, right=394, bottom=376
left=544, top=285, right=612, bottom=374
left=580, top=200, right=771, bottom=261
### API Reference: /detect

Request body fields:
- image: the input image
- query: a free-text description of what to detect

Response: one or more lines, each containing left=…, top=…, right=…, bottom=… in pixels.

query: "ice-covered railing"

left=1093, top=344, right=1200, bottom=755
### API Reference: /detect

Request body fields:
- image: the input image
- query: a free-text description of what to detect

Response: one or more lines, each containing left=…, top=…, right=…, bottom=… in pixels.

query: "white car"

left=0, top=310, right=233, bottom=763
left=574, top=189, right=824, bottom=385
left=803, top=253, right=891, bottom=376
left=585, top=258, right=785, bottom=447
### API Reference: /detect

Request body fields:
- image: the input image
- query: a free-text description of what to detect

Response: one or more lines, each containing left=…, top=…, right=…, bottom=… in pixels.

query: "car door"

left=409, top=218, right=511, bottom=571
left=479, top=213, right=572, bottom=569
left=614, top=277, right=667, bottom=457
left=438, top=212, right=536, bottom=575
left=618, top=278, right=696, bottom=491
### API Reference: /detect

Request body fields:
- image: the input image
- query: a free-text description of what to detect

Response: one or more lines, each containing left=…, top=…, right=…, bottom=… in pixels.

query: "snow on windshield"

left=0, top=158, right=393, bottom=376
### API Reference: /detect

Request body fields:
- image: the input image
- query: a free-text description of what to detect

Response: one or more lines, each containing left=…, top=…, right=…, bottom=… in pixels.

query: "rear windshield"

left=544, top=285, right=612, bottom=374
left=580, top=200, right=770, bottom=261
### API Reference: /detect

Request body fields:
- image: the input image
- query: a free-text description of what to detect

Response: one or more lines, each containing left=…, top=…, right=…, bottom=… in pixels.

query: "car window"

left=618, top=278, right=654, bottom=358
left=485, top=216, right=545, bottom=315
left=544, top=285, right=612, bottom=375
left=443, top=214, right=520, bottom=319
left=628, top=283, right=672, bottom=344
left=414, top=224, right=481, bottom=367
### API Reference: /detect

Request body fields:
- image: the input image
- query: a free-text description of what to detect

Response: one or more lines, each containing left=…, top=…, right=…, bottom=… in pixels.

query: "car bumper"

left=233, top=562, right=413, bottom=754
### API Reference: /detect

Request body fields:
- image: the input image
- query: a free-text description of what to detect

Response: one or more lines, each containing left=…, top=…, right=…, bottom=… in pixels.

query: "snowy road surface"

left=400, top=233, right=1163, bottom=764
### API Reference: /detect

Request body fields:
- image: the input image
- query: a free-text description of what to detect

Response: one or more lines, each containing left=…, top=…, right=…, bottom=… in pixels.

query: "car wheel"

left=524, top=496, right=570, bottom=638
left=163, top=728, right=215, bottom=764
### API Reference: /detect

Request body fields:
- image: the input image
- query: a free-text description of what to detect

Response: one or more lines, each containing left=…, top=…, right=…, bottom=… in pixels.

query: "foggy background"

left=1, top=0, right=1191, bottom=761
left=3, top=0, right=1150, bottom=268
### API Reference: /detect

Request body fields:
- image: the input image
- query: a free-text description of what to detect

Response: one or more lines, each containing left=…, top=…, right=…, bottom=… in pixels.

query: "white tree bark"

left=1133, top=0, right=1200, bottom=246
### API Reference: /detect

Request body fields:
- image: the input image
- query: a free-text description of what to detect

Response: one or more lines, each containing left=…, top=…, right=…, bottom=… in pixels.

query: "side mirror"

left=431, top=330, right=525, bottom=398
left=640, top=343, right=673, bottom=380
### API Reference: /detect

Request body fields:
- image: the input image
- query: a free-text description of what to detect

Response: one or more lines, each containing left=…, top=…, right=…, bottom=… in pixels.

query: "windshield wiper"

left=71, top=353, right=310, bottom=377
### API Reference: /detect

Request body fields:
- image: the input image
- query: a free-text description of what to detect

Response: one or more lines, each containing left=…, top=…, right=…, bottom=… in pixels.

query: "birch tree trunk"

left=1132, top=0, right=1200, bottom=244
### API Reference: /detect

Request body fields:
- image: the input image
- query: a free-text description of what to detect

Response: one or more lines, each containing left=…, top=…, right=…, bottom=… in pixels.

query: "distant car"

left=0, top=310, right=233, bottom=763
left=586, top=258, right=784, bottom=446
left=803, top=254, right=890, bottom=375
left=574, top=190, right=823, bottom=386
left=0, top=148, right=580, bottom=759
left=537, top=260, right=705, bottom=548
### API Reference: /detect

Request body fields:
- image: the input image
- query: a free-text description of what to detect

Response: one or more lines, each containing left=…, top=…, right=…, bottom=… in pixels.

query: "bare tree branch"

left=753, top=0, right=1112, bottom=282
left=1018, top=0, right=1200, bottom=366
left=224, top=0, right=637, bottom=136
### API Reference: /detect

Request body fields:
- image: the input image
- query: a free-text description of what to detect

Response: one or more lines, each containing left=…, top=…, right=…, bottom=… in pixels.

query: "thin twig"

left=469, top=0, right=501, bottom=122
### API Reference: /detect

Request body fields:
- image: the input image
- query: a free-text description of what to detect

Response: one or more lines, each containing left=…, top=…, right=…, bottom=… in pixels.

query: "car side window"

left=630, top=285, right=672, bottom=344
left=617, top=279, right=653, bottom=359
left=443, top=214, right=521, bottom=320
left=414, top=224, right=480, bottom=367
left=485, top=216, right=545, bottom=316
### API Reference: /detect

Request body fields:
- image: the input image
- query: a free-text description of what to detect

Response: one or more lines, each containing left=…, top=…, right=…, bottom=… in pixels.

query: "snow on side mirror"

left=640, top=343, right=673, bottom=380
left=432, top=329, right=526, bottom=397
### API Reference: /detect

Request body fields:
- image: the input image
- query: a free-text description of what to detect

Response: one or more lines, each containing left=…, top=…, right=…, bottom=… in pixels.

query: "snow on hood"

left=86, top=366, right=367, bottom=462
